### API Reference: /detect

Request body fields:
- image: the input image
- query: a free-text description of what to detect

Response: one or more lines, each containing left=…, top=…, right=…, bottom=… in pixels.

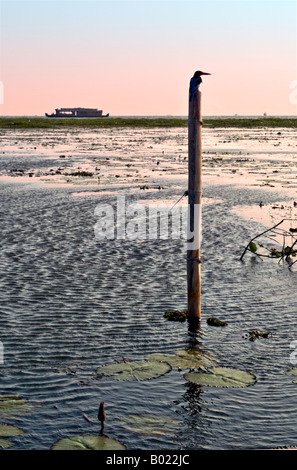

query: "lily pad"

left=96, top=361, right=133, bottom=381
left=0, top=423, right=23, bottom=437
left=117, top=414, right=179, bottom=436
left=184, top=367, right=256, bottom=388
left=96, top=360, right=171, bottom=381
left=0, top=423, right=24, bottom=449
left=0, top=438, right=13, bottom=449
left=146, top=349, right=216, bottom=370
left=0, top=396, right=33, bottom=417
left=51, top=435, right=126, bottom=450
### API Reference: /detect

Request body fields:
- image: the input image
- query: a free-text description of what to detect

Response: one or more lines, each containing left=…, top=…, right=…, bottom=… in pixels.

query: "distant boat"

left=45, top=107, right=109, bottom=118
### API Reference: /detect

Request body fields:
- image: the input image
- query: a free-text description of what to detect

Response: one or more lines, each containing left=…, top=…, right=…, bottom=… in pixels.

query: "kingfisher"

left=189, top=71, right=211, bottom=101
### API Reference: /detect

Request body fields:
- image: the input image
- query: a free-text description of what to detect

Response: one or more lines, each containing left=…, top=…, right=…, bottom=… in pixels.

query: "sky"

left=0, top=0, right=296, bottom=116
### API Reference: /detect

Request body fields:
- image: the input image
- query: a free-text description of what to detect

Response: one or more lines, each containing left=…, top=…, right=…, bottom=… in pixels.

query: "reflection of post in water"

left=187, top=71, right=211, bottom=324
left=187, top=319, right=202, bottom=347
left=176, top=377, right=204, bottom=443
left=179, top=340, right=208, bottom=444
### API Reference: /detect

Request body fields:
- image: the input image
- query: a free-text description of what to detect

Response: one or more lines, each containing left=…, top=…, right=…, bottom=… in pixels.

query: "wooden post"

left=187, top=81, right=202, bottom=321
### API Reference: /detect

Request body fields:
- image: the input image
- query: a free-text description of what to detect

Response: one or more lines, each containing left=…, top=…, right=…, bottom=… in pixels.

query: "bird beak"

left=201, top=72, right=211, bottom=75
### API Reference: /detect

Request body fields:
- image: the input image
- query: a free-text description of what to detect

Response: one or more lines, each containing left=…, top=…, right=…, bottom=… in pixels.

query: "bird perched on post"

left=189, top=70, right=211, bottom=101
left=98, top=401, right=106, bottom=434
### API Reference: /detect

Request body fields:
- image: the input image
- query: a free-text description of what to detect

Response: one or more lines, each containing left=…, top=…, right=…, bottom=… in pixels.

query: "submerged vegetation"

left=1, top=117, right=297, bottom=129
left=240, top=219, right=297, bottom=267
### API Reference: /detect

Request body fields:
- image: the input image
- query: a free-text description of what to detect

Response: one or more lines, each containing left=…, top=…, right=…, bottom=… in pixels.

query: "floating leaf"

left=51, top=435, right=126, bottom=450
left=96, top=362, right=133, bottom=381
left=0, top=396, right=33, bottom=417
left=132, top=361, right=171, bottom=381
left=117, top=414, right=179, bottom=436
left=249, top=241, right=257, bottom=253
left=96, top=360, right=171, bottom=381
left=146, top=349, right=216, bottom=370
left=248, top=330, right=271, bottom=341
left=0, top=423, right=24, bottom=450
left=175, top=349, right=216, bottom=366
left=0, top=423, right=23, bottom=437
left=0, top=438, right=13, bottom=449
left=207, top=317, right=228, bottom=327
left=184, top=367, right=256, bottom=388
left=164, top=310, right=187, bottom=322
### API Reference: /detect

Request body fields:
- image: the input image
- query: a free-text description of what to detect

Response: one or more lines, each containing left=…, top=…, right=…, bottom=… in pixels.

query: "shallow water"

left=1, top=127, right=297, bottom=450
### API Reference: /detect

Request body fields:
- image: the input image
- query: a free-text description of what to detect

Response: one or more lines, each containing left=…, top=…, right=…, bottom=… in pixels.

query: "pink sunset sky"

left=0, top=0, right=296, bottom=117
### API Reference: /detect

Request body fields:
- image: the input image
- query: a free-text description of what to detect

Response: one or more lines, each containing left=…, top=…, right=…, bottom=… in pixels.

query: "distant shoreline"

left=0, top=117, right=297, bottom=128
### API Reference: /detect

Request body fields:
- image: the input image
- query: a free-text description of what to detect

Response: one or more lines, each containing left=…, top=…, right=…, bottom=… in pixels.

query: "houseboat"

left=45, top=107, right=109, bottom=118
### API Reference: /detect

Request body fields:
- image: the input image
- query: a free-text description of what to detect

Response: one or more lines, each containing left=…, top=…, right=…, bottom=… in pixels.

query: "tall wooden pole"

left=187, top=79, right=203, bottom=321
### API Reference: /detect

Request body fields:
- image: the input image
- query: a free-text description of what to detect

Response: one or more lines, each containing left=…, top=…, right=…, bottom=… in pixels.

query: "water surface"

left=1, top=127, right=297, bottom=450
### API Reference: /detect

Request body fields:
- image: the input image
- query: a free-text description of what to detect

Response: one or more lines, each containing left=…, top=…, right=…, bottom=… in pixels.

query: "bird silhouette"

left=189, top=71, right=211, bottom=101
left=98, top=401, right=106, bottom=435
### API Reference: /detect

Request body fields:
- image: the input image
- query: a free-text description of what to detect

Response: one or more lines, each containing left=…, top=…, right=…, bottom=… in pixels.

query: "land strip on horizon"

left=0, top=117, right=297, bottom=129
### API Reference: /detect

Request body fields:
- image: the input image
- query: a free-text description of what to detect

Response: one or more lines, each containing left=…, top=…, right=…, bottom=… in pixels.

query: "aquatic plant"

left=51, top=435, right=126, bottom=450
left=207, top=317, right=228, bottom=327
left=0, top=395, right=33, bottom=417
left=0, top=423, right=23, bottom=449
left=96, top=349, right=216, bottom=381
left=248, top=241, right=257, bottom=253
left=96, top=359, right=171, bottom=381
left=240, top=218, right=297, bottom=267
left=184, top=367, right=256, bottom=388
left=164, top=310, right=187, bottom=322
left=146, top=349, right=216, bottom=370
left=0, top=397, right=30, bottom=448
left=247, top=330, right=271, bottom=341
